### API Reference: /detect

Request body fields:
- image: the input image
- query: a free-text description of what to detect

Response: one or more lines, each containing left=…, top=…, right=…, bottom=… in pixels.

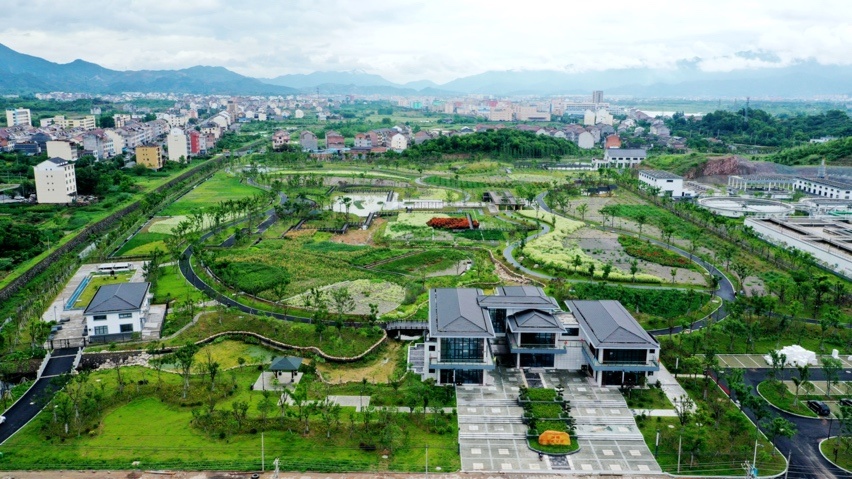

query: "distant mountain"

left=0, top=43, right=297, bottom=95
left=3, top=43, right=852, bottom=98
left=262, top=70, right=397, bottom=89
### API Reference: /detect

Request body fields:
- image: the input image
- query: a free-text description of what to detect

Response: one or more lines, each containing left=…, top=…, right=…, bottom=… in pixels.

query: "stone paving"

left=456, top=367, right=662, bottom=474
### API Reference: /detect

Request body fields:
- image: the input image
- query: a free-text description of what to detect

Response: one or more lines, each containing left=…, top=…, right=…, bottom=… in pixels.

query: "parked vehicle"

left=839, top=398, right=852, bottom=408
left=807, top=400, right=831, bottom=416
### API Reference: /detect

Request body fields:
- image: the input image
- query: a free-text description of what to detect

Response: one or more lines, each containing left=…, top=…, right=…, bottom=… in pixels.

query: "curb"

left=818, top=437, right=852, bottom=475
left=755, top=381, right=820, bottom=420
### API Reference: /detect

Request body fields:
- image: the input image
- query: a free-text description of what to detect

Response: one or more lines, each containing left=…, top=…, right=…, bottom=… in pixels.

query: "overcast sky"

left=3, top=0, right=850, bottom=83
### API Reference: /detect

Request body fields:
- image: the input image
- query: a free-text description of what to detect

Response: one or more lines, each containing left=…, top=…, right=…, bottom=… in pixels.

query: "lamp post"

left=655, top=428, right=660, bottom=458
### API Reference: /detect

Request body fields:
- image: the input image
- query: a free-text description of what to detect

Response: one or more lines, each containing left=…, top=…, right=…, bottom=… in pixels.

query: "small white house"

left=638, top=170, right=684, bottom=197
left=84, top=282, right=151, bottom=337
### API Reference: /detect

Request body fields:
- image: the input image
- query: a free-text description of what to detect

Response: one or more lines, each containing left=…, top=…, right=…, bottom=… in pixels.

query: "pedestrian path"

left=656, top=363, right=695, bottom=412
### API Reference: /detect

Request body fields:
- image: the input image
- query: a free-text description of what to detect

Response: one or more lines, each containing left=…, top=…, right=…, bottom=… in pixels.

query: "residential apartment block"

left=6, top=108, right=32, bottom=127
left=135, top=146, right=163, bottom=169
left=34, top=157, right=77, bottom=204
left=46, top=140, right=78, bottom=162
left=167, top=128, right=188, bottom=162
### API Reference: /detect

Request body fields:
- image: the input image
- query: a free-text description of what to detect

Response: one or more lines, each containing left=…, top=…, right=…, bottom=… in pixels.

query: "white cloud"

left=1, top=0, right=851, bottom=83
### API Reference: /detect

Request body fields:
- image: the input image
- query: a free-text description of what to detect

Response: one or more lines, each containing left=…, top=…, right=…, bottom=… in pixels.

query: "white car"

left=0, top=415, right=5, bottom=424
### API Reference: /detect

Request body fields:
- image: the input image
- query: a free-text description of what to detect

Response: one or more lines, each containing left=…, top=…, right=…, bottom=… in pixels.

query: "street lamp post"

left=655, top=429, right=660, bottom=458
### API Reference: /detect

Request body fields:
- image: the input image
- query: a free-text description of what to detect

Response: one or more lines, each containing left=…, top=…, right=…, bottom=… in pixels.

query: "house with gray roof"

left=83, top=282, right=151, bottom=340
left=567, top=300, right=660, bottom=387
left=593, top=147, right=646, bottom=169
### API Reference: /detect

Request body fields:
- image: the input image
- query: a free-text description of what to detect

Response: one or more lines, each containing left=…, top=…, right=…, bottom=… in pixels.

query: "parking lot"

left=714, top=354, right=852, bottom=370
left=456, top=368, right=661, bottom=474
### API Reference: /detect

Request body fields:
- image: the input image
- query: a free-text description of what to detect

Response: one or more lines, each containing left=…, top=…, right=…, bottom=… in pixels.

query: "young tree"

left=203, top=349, right=220, bottom=392
left=791, top=364, right=811, bottom=406
left=763, top=416, right=797, bottom=455
left=601, top=262, right=613, bottom=281
left=330, top=287, right=356, bottom=323
left=629, top=259, right=639, bottom=283
left=576, top=203, right=588, bottom=221
left=174, top=342, right=199, bottom=399
left=822, top=356, right=842, bottom=399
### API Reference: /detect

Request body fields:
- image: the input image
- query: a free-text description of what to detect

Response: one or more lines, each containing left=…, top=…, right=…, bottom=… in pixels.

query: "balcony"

left=582, top=345, right=659, bottom=372
left=507, top=334, right=566, bottom=355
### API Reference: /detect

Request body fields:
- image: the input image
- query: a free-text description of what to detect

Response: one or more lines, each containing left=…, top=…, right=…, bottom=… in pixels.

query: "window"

left=93, top=315, right=107, bottom=321
left=118, top=313, right=133, bottom=319
left=440, top=338, right=484, bottom=362
left=120, top=324, right=133, bottom=333
left=602, top=348, right=647, bottom=364
left=563, top=327, right=579, bottom=337
left=93, top=326, right=108, bottom=335
left=520, top=332, right=555, bottom=347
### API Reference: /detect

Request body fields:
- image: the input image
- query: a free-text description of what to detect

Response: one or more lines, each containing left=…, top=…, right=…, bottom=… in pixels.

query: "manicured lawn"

left=159, top=339, right=273, bottom=371
left=160, top=172, right=264, bottom=216
left=820, top=437, right=852, bottom=472
left=0, top=366, right=459, bottom=472
left=151, top=266, right=197, bottom=305
left=623, top=387, right=673, bottom=410
left=72, top=272, right=134, bottom=309
left=757, top=380, right=818, bottom=417
left=636, top=379, right=786, bottom=476
left=115, top=231, right=170, bottom=256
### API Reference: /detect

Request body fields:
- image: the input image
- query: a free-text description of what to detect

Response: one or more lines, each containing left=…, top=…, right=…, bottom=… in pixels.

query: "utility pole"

left=261, top=431, right=265, bottom=472
left=677, top=433, right=682, bottom=473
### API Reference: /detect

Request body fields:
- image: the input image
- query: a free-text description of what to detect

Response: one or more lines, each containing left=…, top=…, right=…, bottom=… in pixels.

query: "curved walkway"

left=415, top=176, right=472, bottom=201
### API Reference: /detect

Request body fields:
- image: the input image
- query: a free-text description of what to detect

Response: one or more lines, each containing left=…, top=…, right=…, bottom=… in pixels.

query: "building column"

left=516, top=353, right=521, bottom=368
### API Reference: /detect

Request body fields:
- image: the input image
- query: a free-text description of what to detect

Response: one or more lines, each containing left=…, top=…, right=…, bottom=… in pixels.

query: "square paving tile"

left=630, top=450, right=641, bottom=456
left=473, top=463, right=483, bottom=470
left=586, top=408, right=596, bottom=414
left=577, top=387, right=587, bottom=391
left=602, top=449, right=614, bottom=456
left=610, top=464, right=622, bottom=471
left=491, top=407, right=502, bottom=413
left=467, top=407, right=477, bottom=412
left=528, top=463, right=541, bottom=470
left=470, top=448, right=481, bottom=455
left=618, top=426, right=629, bottom=432
left=581, top=464, right=593, bottom=471
left=468, top=425, right=479, bottom=431
left=498, top=448, right=510, bottom=455
left=638, top=464, right=650, bottom=471
left=610, top=409, right=621, bottom=414
left=501, top=463, right=512, bottom=470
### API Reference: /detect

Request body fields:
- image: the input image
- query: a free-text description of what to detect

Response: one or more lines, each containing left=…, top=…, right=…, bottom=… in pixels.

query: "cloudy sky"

left=2, top=0, right=850, bottom=83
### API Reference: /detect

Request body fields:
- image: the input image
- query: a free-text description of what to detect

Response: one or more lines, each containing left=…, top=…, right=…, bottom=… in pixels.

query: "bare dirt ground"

left=317, top=340, right=402, bottom=384
left=573, top=228, right=707, bottom=285
left=742, top=275, right=767, bottom=296
left=331, top=218, right=386, bottom=246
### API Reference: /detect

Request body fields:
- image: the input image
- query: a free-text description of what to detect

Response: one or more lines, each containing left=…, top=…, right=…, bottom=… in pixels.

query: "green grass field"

left=160, top=172, right=263, bottom=216
left=72, top=273, right=134, bottom=309
left=115, top=232, right=170, bottom=256
left=151, top=266, right=197, bottom=305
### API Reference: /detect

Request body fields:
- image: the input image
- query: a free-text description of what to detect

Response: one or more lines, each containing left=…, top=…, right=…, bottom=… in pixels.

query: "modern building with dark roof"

left=593, top=148, right=647, bottom=169
left=416, top=286, right=658, bottom=386
left=83, top=282, right=151, bottom=339
left=567, top=300, right=660, bottom=386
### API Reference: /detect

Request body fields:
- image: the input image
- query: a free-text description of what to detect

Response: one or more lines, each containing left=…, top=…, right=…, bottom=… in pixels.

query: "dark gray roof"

left=84, top=282, right=150, bottom=314
left=640, top=170, right=682, bottom=180
left=270, top=356, right=303, bottom=371
left=47, top=157, right=69, bottom=165
left=566, top=300, right=658, bottom=349
left=478, top=294, right=559, bottom=310
left=429, top=288, right=495, bottom=338
left=605, top=148, right=647, bottom=158
left=507, top=310, right=566, bottom=333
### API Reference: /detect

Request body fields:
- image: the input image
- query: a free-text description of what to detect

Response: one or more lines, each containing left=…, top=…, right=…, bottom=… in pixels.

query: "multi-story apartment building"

left=6, top=108, right=32, bottom=127
left=46, top=140, right=78, bottom=162
left=167, top=128, right=188, bottom=162
left=42, top=115, right=97, bottom=130
left=135, top=146, right=163, bottom=170
left=34, top=158, right=77, bottom=203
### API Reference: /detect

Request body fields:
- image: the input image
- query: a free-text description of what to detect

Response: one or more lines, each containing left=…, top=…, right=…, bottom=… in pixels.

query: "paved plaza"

left=456, top=368, right=661, bottom=474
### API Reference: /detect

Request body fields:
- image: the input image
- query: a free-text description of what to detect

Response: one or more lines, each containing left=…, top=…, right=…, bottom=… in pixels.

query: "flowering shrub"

left=427, top=217, right=479, bottom=229
left=515, top=210, right=584, bottom=235
left=618, top=236, right=695, bottom=269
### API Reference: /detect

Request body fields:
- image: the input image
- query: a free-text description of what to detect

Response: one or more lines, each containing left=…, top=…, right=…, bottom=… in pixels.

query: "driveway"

left=0, top=348, right=79, bottom=445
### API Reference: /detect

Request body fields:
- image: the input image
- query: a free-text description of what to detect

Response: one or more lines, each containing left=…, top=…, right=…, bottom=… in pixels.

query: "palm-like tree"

left=791, top=364, right=811, bottom=406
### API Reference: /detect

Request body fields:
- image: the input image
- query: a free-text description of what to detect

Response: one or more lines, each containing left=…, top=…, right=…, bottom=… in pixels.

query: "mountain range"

left=2, top=43, right=852, bottom=98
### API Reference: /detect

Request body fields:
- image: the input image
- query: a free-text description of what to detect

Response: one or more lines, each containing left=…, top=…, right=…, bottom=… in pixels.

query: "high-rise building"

left=6, top=108, right=32, bottom=127
left=34, top=158, right=77, bottom=203
left=592, top=90, right=604, bottom=104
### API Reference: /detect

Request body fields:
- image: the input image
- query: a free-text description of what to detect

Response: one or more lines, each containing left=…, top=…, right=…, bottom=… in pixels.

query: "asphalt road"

left=740, top=368, right=852, bottom=478
left=0, top=348, right=78, bottom=445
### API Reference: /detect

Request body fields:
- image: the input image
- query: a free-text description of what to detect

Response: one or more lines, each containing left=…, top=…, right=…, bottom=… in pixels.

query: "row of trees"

left=403, top=129, right=580, bottom=160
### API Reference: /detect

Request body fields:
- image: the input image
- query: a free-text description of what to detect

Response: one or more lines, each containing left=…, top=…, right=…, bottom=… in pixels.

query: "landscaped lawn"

left=820, top=437, right=852, bottom=472
left=623, top=387, right=673, bottom=410
left=160, top=172, right=264, bottom=216
left=72, top=272, right=134, bottom=309
left=636, top=378, right=786, bottom=476
left=115, top=231, right=170, bottom=256
left=151, top=266, right=197, bottom=305
left=0, top=366, right=459, bottom=472
left=757, top=380, right=818, bottom=417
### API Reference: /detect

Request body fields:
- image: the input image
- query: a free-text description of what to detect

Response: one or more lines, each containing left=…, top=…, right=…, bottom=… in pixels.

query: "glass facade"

left=440, top=338, right=484, bottom=362
left=602, top=348, right=647, bottom=364
left=520, top=332, right=555, bottom=347
left=490, top=309, right=506, bottom=333
left=519, top=353, right=555, bottom=368
left=440, top=369, right=483, bottom=384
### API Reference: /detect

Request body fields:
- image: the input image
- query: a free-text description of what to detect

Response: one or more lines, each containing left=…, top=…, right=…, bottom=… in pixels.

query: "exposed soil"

left=330, top=218, right=386, bottom=246
left=317, top=340, right=402, bottom=383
